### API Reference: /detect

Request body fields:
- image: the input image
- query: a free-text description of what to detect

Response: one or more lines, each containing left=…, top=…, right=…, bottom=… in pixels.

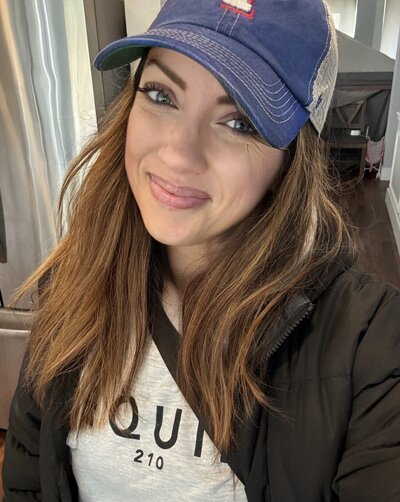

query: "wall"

left=386, top=112, right=400, bottom=254
left=83, top=0, right=126, bottom=120
left=354, top=0, right=386, bottom=50
left=381, top=0, right=400, bottom=59
left=124, top=0, right=164, bottom=35
left=382, top=27, right=400, bottom=178
left=325, top=0, right=357, bottom=37
left=385, top=11, right=400, bottom=252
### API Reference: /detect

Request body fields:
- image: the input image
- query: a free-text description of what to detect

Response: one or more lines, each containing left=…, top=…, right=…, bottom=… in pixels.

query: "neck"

left=161, top=245, right=208, bottom=332
left=165, top=244, right=208, bottom=293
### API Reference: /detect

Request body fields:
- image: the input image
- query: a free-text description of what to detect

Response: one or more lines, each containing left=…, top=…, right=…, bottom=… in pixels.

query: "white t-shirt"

left=67, top=340, right=247, bottom=501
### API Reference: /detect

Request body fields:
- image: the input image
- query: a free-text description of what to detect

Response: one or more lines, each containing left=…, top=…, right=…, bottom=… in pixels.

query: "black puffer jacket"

left=3, top=268, right=400, bottom=501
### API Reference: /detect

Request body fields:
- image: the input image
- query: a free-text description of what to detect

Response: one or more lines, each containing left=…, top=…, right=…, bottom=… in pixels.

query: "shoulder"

left=266, top=270, right=400, bottom=500
left=328, top=268, right=400, bottom=383
left=327, top=272, right=400, bottom=500
left=271, top=267, right=399, bottom=383
left=325, top=267, right=399, bottom=300
left=314, top=267, right=399, bottom=330
left=309, top=267, right=399, bottom=381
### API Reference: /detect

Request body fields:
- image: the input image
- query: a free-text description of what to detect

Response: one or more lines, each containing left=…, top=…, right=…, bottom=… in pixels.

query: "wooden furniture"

left=328, top=98, right=368, bottom=177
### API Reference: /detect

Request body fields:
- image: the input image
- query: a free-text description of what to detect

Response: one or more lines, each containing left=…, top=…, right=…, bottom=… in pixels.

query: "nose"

left=158, top=118, right=208, bottom=175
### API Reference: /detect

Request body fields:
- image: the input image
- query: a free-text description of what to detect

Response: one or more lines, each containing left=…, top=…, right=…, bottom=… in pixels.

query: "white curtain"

left=0, top=0, right=97, bottom=307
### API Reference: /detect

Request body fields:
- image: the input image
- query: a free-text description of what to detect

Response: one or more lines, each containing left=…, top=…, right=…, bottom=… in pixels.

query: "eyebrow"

left=145, top=58, right=235, bottom=106
left=146, top=58, right=186, bottom=90
left=216, top=94, right=235, bottom=105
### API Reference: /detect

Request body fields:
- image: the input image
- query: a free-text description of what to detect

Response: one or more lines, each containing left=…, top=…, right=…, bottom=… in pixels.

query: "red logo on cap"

left=220, top=0, right=255, bottom=19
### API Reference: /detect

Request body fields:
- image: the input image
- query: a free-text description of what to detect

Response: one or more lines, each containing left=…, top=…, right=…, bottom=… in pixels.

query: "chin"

left=142, top=221, right=200, bottom=248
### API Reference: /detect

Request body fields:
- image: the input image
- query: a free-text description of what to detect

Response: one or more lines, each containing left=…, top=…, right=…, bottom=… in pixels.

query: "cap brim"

left=94, top=27, right=309, bottom=148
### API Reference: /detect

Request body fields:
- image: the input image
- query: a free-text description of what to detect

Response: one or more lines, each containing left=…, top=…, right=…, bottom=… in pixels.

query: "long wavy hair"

left=18, top=55, right=355, bottom=453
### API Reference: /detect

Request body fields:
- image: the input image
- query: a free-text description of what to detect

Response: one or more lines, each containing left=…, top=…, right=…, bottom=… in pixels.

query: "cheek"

left=252, top=148, right=284, bottom=196
left=124, top=105, right=158, bottom=175
left=223, top=146, right=284, bottom=208
left=124, top=114, right=154, bottom=201
left=256, top=158, right=283, bottom=193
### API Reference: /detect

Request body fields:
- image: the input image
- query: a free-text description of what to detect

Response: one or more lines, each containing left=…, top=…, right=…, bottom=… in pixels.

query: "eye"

left=148, top=89, right=173, bottom=105
left=225, top=116, right=255, bottom=136
left=137, top=83, right=175, bottom=106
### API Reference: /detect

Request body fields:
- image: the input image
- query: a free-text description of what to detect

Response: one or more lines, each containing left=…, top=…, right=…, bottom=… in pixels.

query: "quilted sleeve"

left=333, top=291, right=400, bottom=502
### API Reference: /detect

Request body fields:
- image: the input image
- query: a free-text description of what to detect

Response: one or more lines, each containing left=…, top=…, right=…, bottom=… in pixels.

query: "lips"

left=150, top=174, right=210, bottom=199
left=149, top=174, right=211, bottom=210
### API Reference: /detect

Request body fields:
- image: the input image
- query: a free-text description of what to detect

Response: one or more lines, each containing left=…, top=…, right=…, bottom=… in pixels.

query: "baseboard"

left=385, top=186, right=400, bottom=256
left=380, top=166, right=392, bottom=181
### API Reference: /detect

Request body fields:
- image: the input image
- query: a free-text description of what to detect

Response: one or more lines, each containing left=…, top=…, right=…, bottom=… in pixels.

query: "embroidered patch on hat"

left=220, top=0, right=255, bottom=19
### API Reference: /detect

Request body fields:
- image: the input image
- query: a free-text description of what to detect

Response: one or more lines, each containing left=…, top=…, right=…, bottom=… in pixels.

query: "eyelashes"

left=136, top=81, right=261, bottom=140
left=225, top=116, right=255, bottom=135
left=137, top=83, right=175, bottom=107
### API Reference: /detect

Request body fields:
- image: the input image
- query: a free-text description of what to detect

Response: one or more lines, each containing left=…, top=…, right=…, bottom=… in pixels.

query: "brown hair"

left=18, top=57, right=355, bottom=453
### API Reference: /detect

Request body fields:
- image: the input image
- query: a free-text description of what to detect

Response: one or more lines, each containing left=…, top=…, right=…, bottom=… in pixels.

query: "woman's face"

left=125, top=48, right=284, bottom=254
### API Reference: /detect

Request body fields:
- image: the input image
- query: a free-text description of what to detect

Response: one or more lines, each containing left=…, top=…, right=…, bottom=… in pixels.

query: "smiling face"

left=125, top=48, right=284, bottom=260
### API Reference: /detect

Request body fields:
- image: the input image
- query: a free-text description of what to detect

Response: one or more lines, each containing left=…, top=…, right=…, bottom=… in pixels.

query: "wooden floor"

left=343, top=173, right=400, bottom=288
left=0, top=175, right=399, bottom=498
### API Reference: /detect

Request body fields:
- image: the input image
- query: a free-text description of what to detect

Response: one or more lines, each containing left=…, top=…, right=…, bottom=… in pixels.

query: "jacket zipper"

left=265, top=301, right=314, bottom=360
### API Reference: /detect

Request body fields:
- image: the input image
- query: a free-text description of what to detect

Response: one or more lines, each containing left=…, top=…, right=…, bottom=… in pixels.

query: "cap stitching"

left=158, top=30, right=297, bottom=117
left=147, top=28, right=301, bottom=124
left=148, top=28, right=294, bottom=112
left=148, top=28, right=282, bottom=92
left=148, top=29, right=299, bottom=121
left=216, top=9, right=228, bottom=32
left=229, top=13, right=240, bottom=36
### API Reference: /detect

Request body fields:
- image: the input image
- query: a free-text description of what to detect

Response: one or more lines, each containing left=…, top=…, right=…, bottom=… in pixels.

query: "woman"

left=3, top=0, right=400, bottom=501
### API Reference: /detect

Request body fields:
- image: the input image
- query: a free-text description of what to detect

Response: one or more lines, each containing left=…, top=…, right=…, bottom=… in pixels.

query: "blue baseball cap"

left=94, top=0, right=338, bottom=148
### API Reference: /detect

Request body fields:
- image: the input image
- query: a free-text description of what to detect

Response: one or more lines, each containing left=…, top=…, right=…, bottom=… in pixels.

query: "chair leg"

left=360, top=145, right=367, bottom=178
